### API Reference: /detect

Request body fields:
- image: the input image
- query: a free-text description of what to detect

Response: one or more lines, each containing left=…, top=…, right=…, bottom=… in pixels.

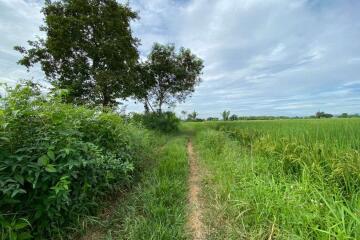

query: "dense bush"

left=132, top=112, right=180, bottom=133
left=0, top=84, right=152, bottom=239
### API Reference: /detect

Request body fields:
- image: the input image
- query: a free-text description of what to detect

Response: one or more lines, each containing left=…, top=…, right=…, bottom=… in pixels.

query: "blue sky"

left=1, top=0, right=360, bottom=117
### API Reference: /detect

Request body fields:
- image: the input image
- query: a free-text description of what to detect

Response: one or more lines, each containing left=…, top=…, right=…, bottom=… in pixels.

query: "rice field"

left=188, top=118, right=360, bottom=239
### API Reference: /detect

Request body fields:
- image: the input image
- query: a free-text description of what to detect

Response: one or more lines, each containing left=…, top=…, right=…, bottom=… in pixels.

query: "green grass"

left=189, top=119, right=360, bottom=239
left=87, top=135, right=189, bottom=240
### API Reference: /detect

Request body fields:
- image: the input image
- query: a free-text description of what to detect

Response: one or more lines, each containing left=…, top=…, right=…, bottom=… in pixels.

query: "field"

left=82, top=118, right=360, bottom=239
left=189, top=119, right=360, bottom=239
left=2, top=88, right=360, bottom=240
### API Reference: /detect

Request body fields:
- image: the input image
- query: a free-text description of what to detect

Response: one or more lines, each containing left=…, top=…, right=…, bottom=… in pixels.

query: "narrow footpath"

left=187, top=140, right=206, bottom=240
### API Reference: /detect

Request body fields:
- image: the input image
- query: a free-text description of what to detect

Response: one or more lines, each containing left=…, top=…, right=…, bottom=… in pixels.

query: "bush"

left=0, top=84, right=152, bottom=239
left=132, top=112, right=180, bottom=133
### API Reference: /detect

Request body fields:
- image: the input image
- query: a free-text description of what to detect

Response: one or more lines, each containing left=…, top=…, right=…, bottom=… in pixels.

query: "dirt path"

left=187, top=139, right=206, bottom=240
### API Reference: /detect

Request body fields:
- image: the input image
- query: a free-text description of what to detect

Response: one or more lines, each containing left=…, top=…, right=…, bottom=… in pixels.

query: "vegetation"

left=187, top=111, right=198, bottom=121
left=229, top=114, right=237, bottom=121
left=189, top=119, right=360, bottom=239
left=0, top=83, right=153, bottom=239
left=3, top=0, right=360, bottom=239
left=110, top=136, right=189, bottom=240
left=206, top=117, right=219, bottom=121
left=15, top=1, right=203, bottom=112
left=221, top=110, right=230, bottom=121
left=315, top=111, right=333, bottom=118
left=15, top=0, right=139, bottom=107
left=131, top=112, right=180, bottom=133
left=139, top=43, right=204, bottom=112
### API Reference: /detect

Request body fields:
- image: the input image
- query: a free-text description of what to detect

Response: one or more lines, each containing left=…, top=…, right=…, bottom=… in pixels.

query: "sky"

left=1, top=0, right=360, bottom=117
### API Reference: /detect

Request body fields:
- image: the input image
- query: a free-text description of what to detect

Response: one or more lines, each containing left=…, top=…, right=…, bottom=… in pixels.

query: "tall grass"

left=94, top=136, right=189, bottom=240
left=191, top=119, right=360, bottom=239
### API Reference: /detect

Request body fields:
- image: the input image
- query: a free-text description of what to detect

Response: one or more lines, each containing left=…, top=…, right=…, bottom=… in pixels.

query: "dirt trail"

left=187, top=140, right=206, bottom=240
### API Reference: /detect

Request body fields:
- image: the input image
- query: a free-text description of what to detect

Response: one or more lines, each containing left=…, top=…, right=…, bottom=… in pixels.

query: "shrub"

left=132, top=112, right=180, bottom=133
left=0, top=84, right=152, bottom=239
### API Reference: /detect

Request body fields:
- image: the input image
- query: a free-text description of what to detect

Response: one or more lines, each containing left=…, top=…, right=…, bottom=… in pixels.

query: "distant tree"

left=315, top=111, right=321, bottom=118
left=15, top=0, right=139, bottom=107
left=142, top=43, right=204, bottom=113
left=187, top=111, right=198, bottom=121
left=207, top=117, right=219, bottom=121
left=229, top=114, right=238, bottom=121
left=222, top=110, right=230, bottom=121
left=339, top=113, right=349, bottom=118
left=316, top=111, right=333, bottom=118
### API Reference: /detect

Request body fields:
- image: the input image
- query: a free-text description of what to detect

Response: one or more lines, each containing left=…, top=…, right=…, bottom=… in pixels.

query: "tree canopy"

left=222, top=110, right=230, bottom=121
left=15, top=0, right=139, bottom=107
left=138, top=43, right=204, bottom=112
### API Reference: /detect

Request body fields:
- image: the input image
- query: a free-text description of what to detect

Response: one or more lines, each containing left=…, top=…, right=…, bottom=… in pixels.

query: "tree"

left=315, top=111, right=333, bottom=118
left=133, top=62, right=155, bottom=113
left=229, top=114, right=238, bottom=121
left=339, top=113, right=349, bottom=118
left=15, top=0, right=139, bottom=107
left=207, top=117, right=219, bottom=121
left=187, top=111, right=198, bottom=121
left=140, top=43, right=203, bottom=112
left=222, top=110, right=230, bottom=121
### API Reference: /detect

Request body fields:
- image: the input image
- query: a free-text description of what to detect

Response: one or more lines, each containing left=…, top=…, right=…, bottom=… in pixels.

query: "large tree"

left=139, top=43, right=204, bottom=112
left=15, top=0, right=139, bottom=107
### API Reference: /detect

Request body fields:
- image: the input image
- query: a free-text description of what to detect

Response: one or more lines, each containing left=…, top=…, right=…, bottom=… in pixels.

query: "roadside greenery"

left=132, top=112, right=180, bottom=133
left=113, top=136, right=189, bottom=240
left=0, top=83, right=153, bottom=239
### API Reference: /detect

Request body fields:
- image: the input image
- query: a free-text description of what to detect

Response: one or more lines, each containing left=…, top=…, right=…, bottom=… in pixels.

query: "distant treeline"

left=183, top=111, right=360, bottom=122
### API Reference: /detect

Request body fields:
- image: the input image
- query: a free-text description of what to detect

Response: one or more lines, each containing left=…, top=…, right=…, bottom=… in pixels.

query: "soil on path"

left=187, top=140, right=206, bottom=240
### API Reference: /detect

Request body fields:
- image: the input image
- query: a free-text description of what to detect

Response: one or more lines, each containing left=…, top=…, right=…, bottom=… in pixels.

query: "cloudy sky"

left=1, top=0, right=360, bottom=117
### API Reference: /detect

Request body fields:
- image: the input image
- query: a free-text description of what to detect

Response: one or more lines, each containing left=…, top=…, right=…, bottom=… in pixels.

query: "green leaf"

left=11, top=189, right=26, bottom=198
left=0, top=136, right=10, bottom=142
left=47, top=150, right=55, bottom=160
left=14, top=222, right=29, bottom=230
left=45, top=164, right=56, bottom=173
left=38, top=155, right=49, bottom=166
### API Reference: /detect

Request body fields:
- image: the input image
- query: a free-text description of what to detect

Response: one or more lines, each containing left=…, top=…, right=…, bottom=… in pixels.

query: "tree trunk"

left=144, top=102, right=149, bottom=113
left=158, top=102, right=162, bottom=113
left=102, top=91, right=110, bottom=107
left=158, top=95, right=163, bottom=113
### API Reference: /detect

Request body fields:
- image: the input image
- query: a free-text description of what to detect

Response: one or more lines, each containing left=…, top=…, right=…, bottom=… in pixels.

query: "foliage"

left=15, top=0, right=139, bottom=107
left=187, top=111, right=198, bottom=121
left=229, top=114, right=238, bottom=121
left=0, top=84, right=152, bottom=239
left=132, top=112, right=180, bottom=133
left=221, top=110, right=230, bottom=121
left=138, top=43, right=204, bottom=112
left=338, top=113, right=360, bottom=118
left=315, top=111, right=333, bottom=118
left=206, top=117, right=219, bottom=121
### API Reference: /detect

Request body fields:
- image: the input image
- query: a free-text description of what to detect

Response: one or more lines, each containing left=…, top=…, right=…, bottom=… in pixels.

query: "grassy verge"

left=83, top=135, right=189, bottom=240
left=194, top=127, right=360, bottom=240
